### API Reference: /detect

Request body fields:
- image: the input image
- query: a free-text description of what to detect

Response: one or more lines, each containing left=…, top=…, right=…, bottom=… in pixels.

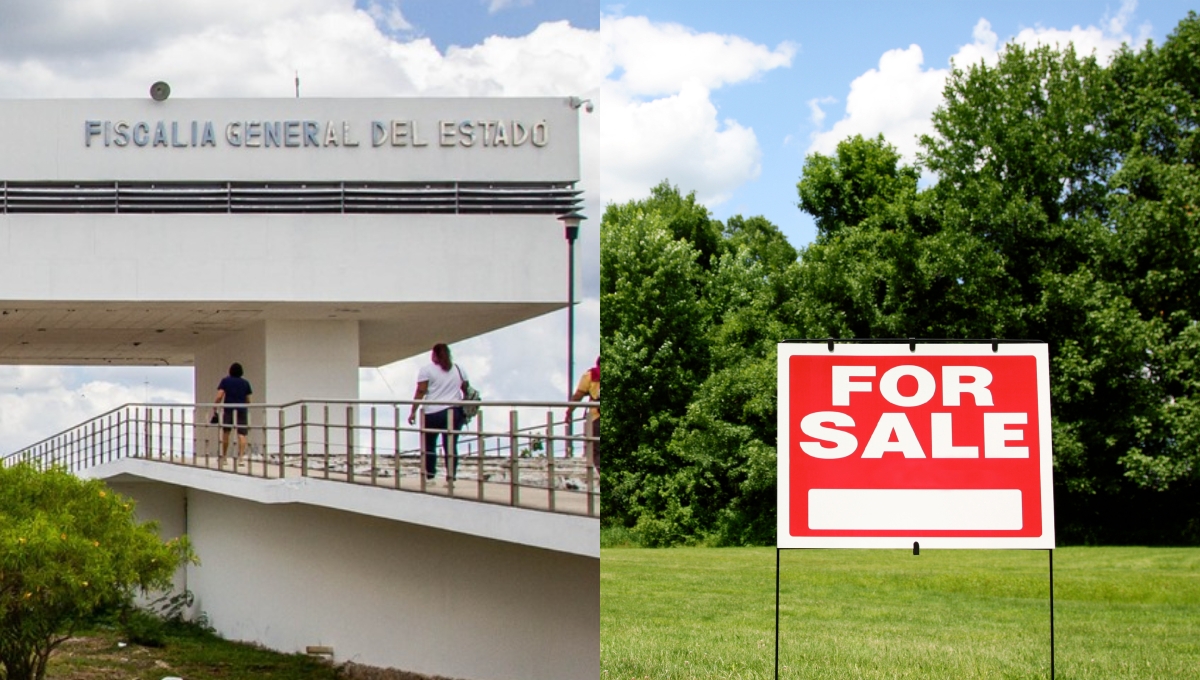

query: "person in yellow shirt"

left=567, top=356, right=600, bottom=471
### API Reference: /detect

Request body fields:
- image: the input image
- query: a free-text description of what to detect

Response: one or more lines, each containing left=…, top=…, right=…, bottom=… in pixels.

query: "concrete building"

left=0, top=96, right=596, bottom=680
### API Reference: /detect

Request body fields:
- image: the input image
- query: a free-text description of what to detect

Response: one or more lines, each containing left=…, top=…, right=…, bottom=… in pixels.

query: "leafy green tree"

left=798, top=134, right=922, bottom=240
left=1102, top=14, right=1200, bottom=496
left=601, top=184, right=799, bottom=543
left=639, top=216, right=800, bottom=545
left=601, top=187, right=711, bottom=525
left=600, top=13, right=1200, bottom=546
left=795, top=135, right=1019, bottom=340
left=793, top=16, right=1200, bottom=543
left=628, top=180, right=725, bottom=268
left=0, top=465, right=195, bottom=680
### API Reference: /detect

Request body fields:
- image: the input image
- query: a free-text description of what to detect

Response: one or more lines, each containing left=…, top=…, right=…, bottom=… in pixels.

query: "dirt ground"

left=48, top=635, right=465, bottom=680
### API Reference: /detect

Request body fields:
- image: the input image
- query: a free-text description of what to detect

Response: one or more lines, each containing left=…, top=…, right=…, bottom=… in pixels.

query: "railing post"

left=301, top=403, right=310, bottom=478
left=278, top=408, right=287, bottom=479
left=258, top=404, right=267, bottom=477
left=346, top=404, right=355, bottom=484
left=370, top=406, right=378, bottom=487
left=587, top=450, right=597, bottom=518
left=418, top=406, right=427, bottom=493
left=144, top=406, right=152, bottom=459
left=105, top=413, right=112, bottom=465
left=509, top=409, right=520, bottom=508
left=566, top=408, right=574, bottom=459
left=446, top=408, right=456, bottom=495
left=323, top=403, right=331, bottom=480
left=475, top=411, right=485, bottom=502
left=393, top=405, right=401, bottom=490
left=546, top=410, right=556, bottom=513
left=156, top=407, right=164, bottom=461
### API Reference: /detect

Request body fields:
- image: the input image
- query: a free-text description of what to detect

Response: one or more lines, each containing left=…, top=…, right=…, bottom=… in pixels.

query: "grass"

left=601, top=546, right=1200, bottom=679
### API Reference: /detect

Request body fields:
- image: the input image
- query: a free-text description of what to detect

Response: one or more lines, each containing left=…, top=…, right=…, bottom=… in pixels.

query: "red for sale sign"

left=778, top=342, right=1055, bottom=549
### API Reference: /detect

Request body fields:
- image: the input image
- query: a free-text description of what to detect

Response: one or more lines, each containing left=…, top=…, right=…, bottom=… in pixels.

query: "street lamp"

left=559, top=211, right=586, bottom=400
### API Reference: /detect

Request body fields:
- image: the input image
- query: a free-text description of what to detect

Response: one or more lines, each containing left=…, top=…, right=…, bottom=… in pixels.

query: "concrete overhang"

left=0, top=300, right=560, bottom=367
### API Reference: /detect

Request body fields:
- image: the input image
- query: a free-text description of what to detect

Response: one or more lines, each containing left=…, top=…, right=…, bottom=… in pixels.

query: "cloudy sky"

left=0, top=0, right=1195, bottom=452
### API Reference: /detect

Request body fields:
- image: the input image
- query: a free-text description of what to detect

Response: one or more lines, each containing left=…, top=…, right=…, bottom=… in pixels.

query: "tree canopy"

left=601, top=12, right=1200, bottom=546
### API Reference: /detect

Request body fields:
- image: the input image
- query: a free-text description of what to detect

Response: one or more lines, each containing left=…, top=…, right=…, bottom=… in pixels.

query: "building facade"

left=3, top=96, right=595, bottom=680
left=0, top=97, right=581, bottom=405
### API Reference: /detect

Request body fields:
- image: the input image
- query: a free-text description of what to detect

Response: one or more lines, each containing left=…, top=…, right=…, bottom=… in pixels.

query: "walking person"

left=408, top=343, right=470, bottom=481
left=213, top=362, right=253, bottom=464
left=567, top=356, right=600, bottom=471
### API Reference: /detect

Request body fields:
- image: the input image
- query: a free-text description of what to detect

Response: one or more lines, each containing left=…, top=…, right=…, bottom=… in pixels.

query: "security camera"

left=569, top=96, right=594, bottom=113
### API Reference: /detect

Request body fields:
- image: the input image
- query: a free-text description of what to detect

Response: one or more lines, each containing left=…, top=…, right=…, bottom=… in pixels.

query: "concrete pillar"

left=194, top=320, right=361, bottom=457
left=194, top=320, right=360, bottom=405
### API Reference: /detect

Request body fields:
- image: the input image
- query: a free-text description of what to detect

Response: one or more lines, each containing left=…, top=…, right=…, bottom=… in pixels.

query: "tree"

left=798, top=134, right=922, bottom=241
left=601, top=186, right=711, bottom=525
left=792, top=16, right=1200, bottom=543
left=1102, top=14, right=1200, bottom=495
left=601, top=183, right=800, bottom=543
left=0, top=465, right=195, bottom=680
left=601, top=13, right=1200, bottom=546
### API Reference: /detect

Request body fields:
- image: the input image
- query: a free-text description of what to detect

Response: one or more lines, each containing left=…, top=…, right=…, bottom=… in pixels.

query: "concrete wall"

left=102, top=464, right=598, bottom=680
left=0, top=98, right=580, bottom=183
left=0, top=212, right=566, bottom=305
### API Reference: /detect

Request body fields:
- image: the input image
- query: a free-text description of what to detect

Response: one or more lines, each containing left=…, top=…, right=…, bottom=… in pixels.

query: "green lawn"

left=601, top=547, right=1200, bottom=679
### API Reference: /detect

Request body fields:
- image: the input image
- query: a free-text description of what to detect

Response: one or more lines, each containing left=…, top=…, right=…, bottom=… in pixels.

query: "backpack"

left=456, top=365, right=481, bottom=422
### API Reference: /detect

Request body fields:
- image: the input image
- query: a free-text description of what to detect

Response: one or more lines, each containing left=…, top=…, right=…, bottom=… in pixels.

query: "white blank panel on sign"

left=807, top=489, right=1023, bottom=530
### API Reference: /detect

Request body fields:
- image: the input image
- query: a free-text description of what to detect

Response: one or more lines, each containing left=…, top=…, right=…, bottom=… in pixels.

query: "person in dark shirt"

left=213, top=362, right=253, bottom=462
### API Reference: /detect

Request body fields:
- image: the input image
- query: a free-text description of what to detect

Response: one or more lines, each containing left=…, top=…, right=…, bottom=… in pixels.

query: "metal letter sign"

left=777, top=342, right=1055, bottom=549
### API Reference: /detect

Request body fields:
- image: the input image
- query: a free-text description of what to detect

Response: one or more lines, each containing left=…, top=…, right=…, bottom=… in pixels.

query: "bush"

left=0, top=464, right=196, bottom=680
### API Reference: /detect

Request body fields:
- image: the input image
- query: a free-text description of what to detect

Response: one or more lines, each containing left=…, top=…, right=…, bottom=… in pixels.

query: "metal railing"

left=1, top=399, right=599, bottom=518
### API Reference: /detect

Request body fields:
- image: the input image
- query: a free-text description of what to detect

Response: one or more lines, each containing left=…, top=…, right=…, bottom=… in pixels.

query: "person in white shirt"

left=407, top=343, right=470, bottom=481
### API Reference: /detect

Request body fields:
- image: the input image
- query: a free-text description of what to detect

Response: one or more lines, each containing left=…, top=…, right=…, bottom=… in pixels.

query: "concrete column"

left=261, top=320, right=359, bottom=404
left=194, top=320, right=360, bottom=405
left=194, top=320, right=361, bottom=458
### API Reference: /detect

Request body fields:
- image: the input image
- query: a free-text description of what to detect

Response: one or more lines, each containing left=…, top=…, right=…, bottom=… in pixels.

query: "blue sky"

left=381, top=0, right=599, bottom=47
left=606, top=0, right=1197, bottom=247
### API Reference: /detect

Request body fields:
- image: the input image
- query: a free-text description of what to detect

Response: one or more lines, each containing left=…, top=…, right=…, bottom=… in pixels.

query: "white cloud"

left=807, top=43, right=947, bottom=161
left=0, top=366, right=191, bottom=454
left=487, top=0, right=534, bottom=14
left=1006, top=0, right=1135, bottom=65
left=808, top=9, right=1138, bottom=164
left=596, top=14, right=793, bottom=207
left=596, top=81, right=761, bottom=206
left=951, top=18, right=1002, bottom=70
left=603, top=15, right=795, bottom=98
left=0, top=0, right=338, bottom=62
left=807, top=96, right=837, bottom=128
left=0, top=3, right=602, bottom=99
left=365, top=1, right=415, bottom=34
left=1105, top=0, right=1138, bottom=38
